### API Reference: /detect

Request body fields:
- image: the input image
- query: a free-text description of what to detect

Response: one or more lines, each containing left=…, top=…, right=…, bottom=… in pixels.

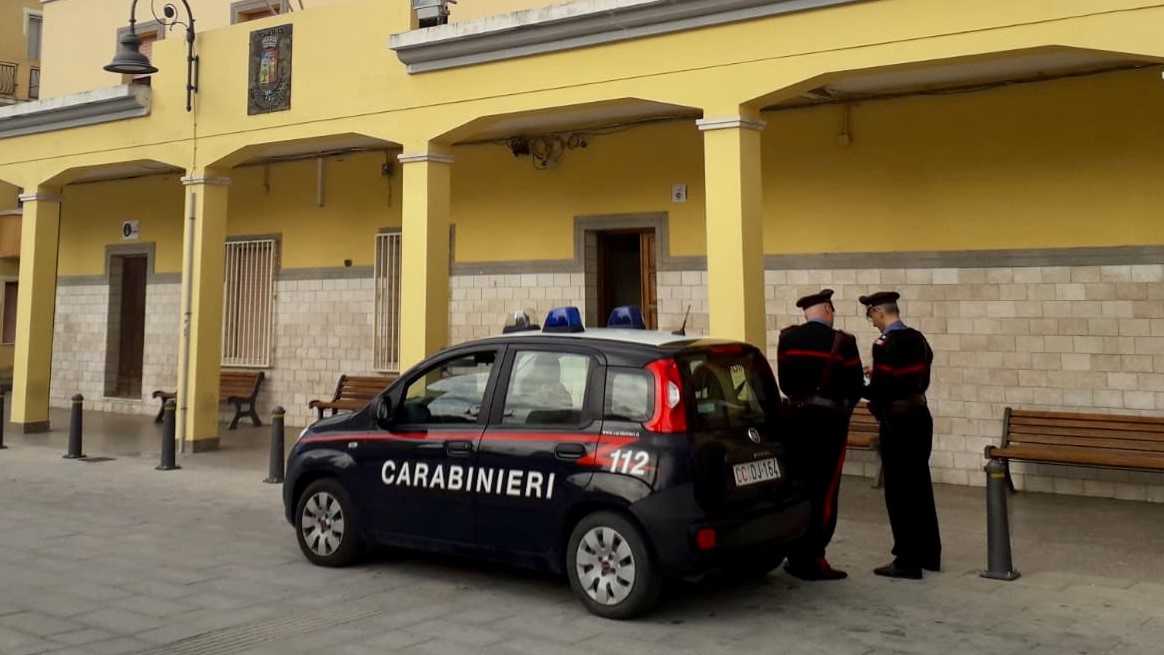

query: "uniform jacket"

left=776, top=321, right=864, bottom=407
left=864, top=323, right=933, bottom=414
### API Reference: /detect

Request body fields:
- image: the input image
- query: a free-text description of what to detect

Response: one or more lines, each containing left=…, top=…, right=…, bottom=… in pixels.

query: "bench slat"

left=992, top=445, right=1164, bottom=471
left=1011, top=409, right=1164, bottom=427
left=1010, top=416, right=1164, bottom=434
left=1007, top=424, right=1164, bottom=443
left=1008, top=431, right=1164, bottom=453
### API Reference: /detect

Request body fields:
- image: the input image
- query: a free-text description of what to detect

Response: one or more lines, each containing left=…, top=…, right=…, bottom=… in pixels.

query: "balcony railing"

left=0, top=62, right=16, bottom=97
left=28, top=67, right=40, bottom=100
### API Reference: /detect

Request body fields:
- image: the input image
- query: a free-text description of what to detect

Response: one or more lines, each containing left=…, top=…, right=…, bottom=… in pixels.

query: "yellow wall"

left=762, top=68, right=1164, bottom=254
left=52, top=68, right=1164, bottom=277
left=0, top=182, right=17, bottom=209
left=59, top=175, right=185, bottom=275
left=57, top=151, right=400, bottom=276
left=0, top=0, right=41, bottom=102
left=39, top=0, right=360, bottom=97
left=450, top=0, right=559, bottom=22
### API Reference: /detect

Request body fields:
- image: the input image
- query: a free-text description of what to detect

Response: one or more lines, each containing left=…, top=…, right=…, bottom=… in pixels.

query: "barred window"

left=374, top=231, right=402, bottom=373
left=222, top=239, right=277, bottom=368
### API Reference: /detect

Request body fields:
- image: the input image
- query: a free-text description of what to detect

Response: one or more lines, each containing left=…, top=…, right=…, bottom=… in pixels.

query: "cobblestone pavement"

left=1, top=441, right=1162, bottom=655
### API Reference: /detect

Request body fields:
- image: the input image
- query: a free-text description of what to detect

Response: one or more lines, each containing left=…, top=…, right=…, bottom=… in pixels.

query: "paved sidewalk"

left=0, top=440, right=1162, bottom=655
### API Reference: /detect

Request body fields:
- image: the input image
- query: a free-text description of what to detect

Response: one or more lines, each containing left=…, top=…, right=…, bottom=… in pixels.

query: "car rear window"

left=678, top=347, right=778, bottom=430
left=604, top=368, right=653, bottom=422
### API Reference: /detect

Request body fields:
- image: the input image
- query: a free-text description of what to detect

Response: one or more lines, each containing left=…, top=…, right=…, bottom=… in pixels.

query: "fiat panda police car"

left=284, top=306, right=809, bottom=619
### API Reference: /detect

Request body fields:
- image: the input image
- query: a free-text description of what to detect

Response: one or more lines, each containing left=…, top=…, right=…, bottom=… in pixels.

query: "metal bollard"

left=263, top=406, right=285, bottom=484
left=156, top=399, right=180, bottom=471
left=980, top=458, right=1021, bottom=581
left=63, top=394, right=86, bottom=460
left=0, top=389, right=7, bottom=450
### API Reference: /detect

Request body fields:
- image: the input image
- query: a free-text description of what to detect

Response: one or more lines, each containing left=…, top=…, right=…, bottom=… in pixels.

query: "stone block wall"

left=264, top=276, right=378, bottom=428
left=51, top=281, right=179, bottom=416
left=449, top=272, right=585, bottom=343
left=763, top=263, right=1164, bottom=503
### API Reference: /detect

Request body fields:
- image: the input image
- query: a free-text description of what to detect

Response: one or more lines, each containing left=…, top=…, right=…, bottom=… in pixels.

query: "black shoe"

left=873, top=561, right=923, bottom=580
left=922, top=561, right=941, bottom=572
left=785, top=559, right=848, bottom=581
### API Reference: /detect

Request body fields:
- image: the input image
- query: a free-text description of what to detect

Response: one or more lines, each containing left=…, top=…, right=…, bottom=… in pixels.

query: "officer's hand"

left=863, top=364, right=872, bottom=377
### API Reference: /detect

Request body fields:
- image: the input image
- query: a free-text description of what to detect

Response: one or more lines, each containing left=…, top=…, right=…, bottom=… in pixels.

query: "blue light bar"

left=543, top=306, right=585, bottom=333
left=607, top=305, right=646, bottom=329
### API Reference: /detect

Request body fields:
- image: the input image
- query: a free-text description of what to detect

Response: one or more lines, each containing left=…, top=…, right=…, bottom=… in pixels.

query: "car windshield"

left=678, top=346, right=777, bottom=430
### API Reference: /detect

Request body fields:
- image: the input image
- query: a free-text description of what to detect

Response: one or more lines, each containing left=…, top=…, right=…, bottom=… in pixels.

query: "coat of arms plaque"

left=248, top=24, right=292, bottom=115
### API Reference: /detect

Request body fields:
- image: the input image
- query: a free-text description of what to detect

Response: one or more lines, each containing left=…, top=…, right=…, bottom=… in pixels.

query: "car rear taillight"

left=644, top=358, right=687, bottom=434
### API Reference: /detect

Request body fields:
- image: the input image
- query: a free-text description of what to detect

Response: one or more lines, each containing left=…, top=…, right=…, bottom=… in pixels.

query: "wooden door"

left=116, top=257, right=148, bottom=397
left=638, top=232, right=658, bottom=329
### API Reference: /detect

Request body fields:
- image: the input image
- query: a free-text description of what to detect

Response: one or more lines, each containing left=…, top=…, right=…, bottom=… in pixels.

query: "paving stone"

left=0, top=612, right=84, bottom=637
left=48, top=627, right=117, bottom=647
left=74, top=608, right=162, bottom=635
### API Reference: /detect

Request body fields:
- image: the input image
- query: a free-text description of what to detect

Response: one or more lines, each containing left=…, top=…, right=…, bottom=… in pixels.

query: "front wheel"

left=566, top=511, right=661, bottom=620
left=295, top=479, right=363, bottom=567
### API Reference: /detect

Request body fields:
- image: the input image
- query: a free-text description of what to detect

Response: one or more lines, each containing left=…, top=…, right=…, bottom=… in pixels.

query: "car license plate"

left=733, top=457, right=781, bottom=486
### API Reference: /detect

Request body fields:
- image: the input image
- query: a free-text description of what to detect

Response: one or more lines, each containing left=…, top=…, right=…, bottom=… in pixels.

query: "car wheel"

left=566, top=511, right=661, bottom=620
left=295, top=479, right=363, bottom=567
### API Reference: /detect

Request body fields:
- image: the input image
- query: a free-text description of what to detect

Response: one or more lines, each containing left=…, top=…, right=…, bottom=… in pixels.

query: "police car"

left=283, top=306, right=809, bottom=619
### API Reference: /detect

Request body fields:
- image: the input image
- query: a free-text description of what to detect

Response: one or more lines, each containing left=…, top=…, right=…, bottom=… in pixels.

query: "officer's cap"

left=858, top=291, right=901, bottom=307
left=796, top=288, right=835, bottom=310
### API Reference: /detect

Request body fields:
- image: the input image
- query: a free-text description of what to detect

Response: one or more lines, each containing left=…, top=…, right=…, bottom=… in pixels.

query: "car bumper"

left=631, top=487, right=810, bottom=576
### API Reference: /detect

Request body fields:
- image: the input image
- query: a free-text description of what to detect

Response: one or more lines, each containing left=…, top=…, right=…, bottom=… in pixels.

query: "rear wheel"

left=295, top=479, right=363, bottom=567
left=566, top=511, right=661, bottom=620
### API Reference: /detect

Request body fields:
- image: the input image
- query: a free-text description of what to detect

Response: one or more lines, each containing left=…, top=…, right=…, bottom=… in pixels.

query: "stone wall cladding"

left=265, top=277, right=378, bottom=428
left=449, top=272, right=586, bottom=343
left=764, top=264, right=1164, bottom=503
left=51, top=282, right=180, bottom=416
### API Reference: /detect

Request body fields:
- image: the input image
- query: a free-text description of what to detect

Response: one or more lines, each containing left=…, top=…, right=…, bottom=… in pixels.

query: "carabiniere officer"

left=776, top=289, right=864, bottom=581
left=860, top=291, right=942, bottom=580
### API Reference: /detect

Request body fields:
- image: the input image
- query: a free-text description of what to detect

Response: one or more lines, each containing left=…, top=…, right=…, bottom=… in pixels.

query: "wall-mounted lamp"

left=105, top=1, right=200, bottom=112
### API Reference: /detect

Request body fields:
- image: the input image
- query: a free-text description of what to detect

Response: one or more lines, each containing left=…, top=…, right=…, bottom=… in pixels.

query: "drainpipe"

left=175, top=190, right=197, bottom=453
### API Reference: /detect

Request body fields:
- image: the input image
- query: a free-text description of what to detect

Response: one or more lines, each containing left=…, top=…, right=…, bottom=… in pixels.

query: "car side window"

left=397, top=351, right=496, bottom=425
left=604, top=368, right=652, bottom=422
left=502, top=351, right=591, bottom=426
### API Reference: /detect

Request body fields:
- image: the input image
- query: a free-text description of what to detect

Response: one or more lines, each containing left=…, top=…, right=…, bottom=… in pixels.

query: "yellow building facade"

left=1, top=0, right=1163, bottom=500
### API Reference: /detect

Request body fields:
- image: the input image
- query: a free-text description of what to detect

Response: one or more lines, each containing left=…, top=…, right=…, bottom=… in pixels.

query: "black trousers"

left=787, top=405, right=850, bottom=566
left=878, top=406, right=941, bottom=568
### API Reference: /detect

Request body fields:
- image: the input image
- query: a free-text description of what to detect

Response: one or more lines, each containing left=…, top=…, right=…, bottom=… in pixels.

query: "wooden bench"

left=847, top=402, right=883, bottom=487
left=308, top=374, right=396, bottom=420
left=152, top=370, right=266, bottom=430
left=986, top=407, right=1164, bottom=491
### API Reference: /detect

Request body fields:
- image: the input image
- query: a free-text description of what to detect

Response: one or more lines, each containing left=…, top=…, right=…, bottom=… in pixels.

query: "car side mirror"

left=375, top=396, right=393, bottom=430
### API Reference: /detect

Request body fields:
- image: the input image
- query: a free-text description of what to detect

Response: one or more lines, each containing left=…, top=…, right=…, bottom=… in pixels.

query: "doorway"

left=104, top=255, right=148, bottom=398
left=594, top=230, right=657, bottom=329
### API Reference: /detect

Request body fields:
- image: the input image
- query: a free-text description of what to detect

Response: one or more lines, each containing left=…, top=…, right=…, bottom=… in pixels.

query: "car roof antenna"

left=672, top=305, right=692, bottom=336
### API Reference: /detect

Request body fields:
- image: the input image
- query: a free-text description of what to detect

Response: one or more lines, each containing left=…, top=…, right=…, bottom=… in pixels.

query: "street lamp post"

left=105, top=0, right=199, bottom=112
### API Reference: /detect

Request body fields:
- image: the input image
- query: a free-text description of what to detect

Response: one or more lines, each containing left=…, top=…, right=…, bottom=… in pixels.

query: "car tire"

left=295, top=478, right=363, bottom=567
left=566, top=511, right=661, bottom=620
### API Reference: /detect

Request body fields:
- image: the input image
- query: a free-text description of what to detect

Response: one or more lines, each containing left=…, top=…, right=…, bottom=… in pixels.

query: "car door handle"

left=446, top=440, right=475, bottom=457
left=554, top=443, right=587, bottom=460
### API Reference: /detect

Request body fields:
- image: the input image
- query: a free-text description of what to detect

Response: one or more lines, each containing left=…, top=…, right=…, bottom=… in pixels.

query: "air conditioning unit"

left=412, top=0, right=455, bottom=28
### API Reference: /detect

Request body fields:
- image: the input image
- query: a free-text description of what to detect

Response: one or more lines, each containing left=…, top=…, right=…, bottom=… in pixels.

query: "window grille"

left=222, top=239, right=277, bottom=367
left=374, top=232, right=402, bottom=373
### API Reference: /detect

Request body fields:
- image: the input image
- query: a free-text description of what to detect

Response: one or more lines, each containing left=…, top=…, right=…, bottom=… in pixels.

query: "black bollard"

left=980, top=458, right=1021, bottom=581
left=0, top=389, right=7, bottom=450
left=264, top=406, right=285, bottom=484
left=156, top=399, right=180, bottom=471
left=63, top=394, right=85, bottom=460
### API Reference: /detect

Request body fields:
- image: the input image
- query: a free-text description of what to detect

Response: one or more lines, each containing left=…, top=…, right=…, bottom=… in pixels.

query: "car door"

left=474, top=344, right=604, bottom=558
left=369, top=346, right=503, bottom=546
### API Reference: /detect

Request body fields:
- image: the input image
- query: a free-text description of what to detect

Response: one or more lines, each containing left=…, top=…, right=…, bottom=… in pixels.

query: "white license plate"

left=732, top=457, right=781, bottom=487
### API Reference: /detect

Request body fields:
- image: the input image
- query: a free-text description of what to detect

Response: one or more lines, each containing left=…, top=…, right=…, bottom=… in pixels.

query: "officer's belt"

left=886, top=395, right=927, bottom=412
left=790, top=396, right=847, bottom=412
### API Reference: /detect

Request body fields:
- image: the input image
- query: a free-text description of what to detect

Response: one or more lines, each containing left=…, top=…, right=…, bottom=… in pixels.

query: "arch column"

left=178, top=173, right=230, bottom=451
left=398, top=150, right=453, bottom=369
left=697, top=116, right=767, bottom=351
left=11, top=188, right=62, bottom=432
